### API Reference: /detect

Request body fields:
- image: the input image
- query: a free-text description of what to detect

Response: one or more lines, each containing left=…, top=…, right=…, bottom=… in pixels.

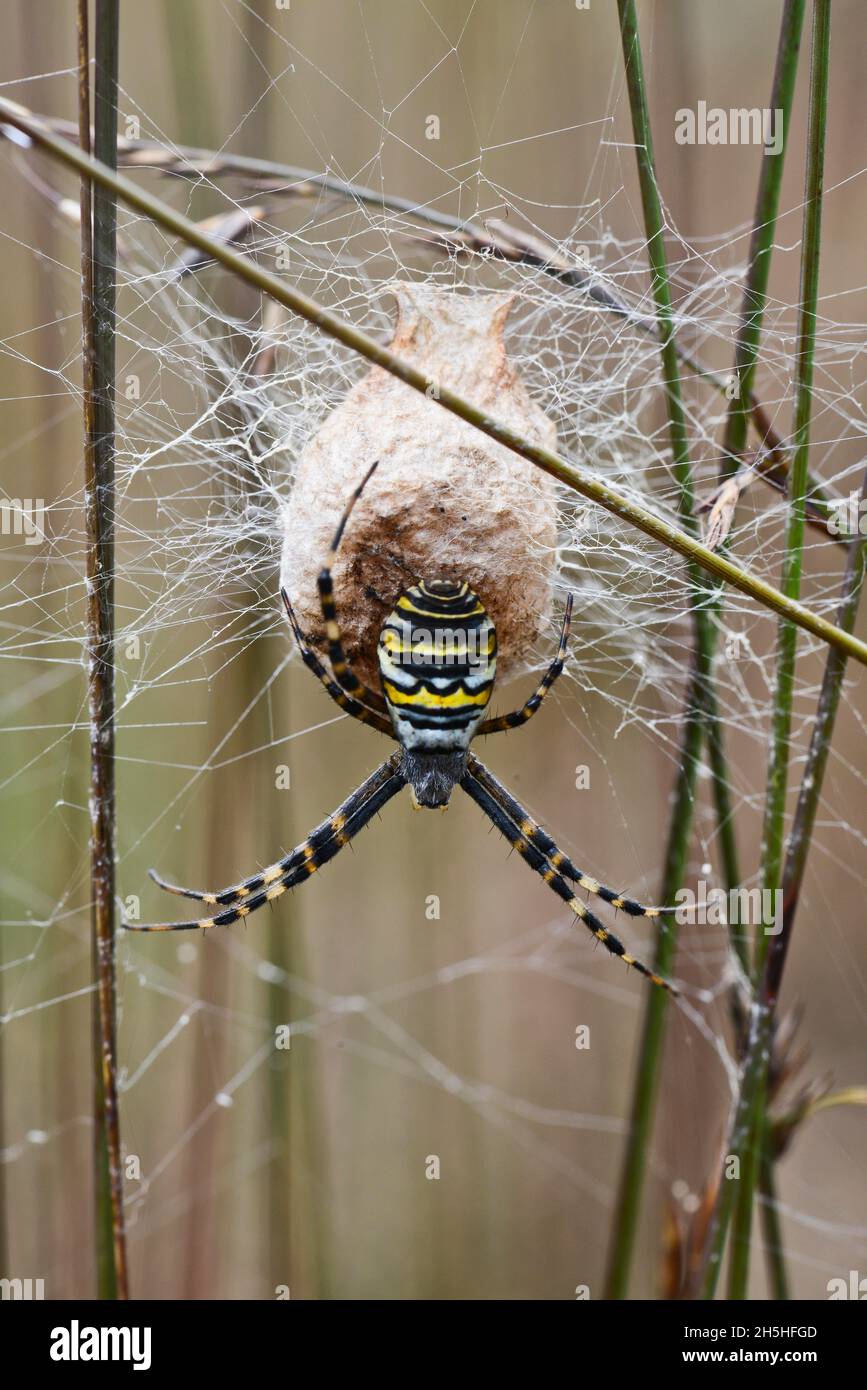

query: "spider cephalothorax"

left=129, top=463, right=677, bottom=996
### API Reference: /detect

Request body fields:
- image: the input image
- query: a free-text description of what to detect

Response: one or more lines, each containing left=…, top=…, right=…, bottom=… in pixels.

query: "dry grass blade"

left=701, top=473, right=749, bottom=551
left=699, top=450, right=832, bottom=547
left=169, top=205, right=269, bottom=278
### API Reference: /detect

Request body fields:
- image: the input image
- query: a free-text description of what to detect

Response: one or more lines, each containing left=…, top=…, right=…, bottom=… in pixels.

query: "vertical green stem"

left=605, top=673, right=704, bottom=1297
left=703, top=0, right=832, bottom=1300
left=781, top=474, right=867, bottom=933
left=605, top=0, right=719, bottom=1297
left=82, top=0, right=127, bottom=1300
left=606, top=0, right=808, bottom=1298
left=756, top=0, right=830, bottom=977
left=755, top=477, right=867, bottom=1300
left=721, top=0, right=807, bottom=475
left=713, top=0, right=805, bottom=981
left=703, top=682, right=744, bottom=964
left=714, top=0, right=806, bottom=1295
left=759, top=1134, right=791, bottom=1301
left=713, top=0, right=806, bottom=981
left=752, top=473, right=867, bottom=1302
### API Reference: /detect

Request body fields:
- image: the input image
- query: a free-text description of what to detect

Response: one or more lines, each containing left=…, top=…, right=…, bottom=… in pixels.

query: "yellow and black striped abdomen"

left=378, top=580, right=496, bottom=751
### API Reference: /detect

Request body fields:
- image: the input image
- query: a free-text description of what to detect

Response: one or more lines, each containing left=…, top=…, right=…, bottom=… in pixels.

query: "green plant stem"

left=605, top=672, right=705, bottom=1298
left=755, top=0, right=830, bottom=983
left=701, top=0, right=832, bottom=1300
left=746, top=478, right=867, bottom=1302
left=728, top=0, right=831, bottom=1302
left=614, top=0, right=697, bottom=543
left=1, top=98, right=862, bottom=666
left=759, top=1134, right=791, bottom=1301
left=712, top=0, right=804, bottom=959
left=721, top=0, right=807, bottom=476
left=609, top=0, right=810, bottom=1300
left=705, top=0, right=807, bottom=1298
left=714, top=0, right=805, bottom=937
left=781, top=500, right=867, bottom=932
left=82, top=0, right=128, bottom=1301
left=702, top=683, right=744, bottom=963
left=754, top=472, right=867, bottom=1299
left=692, top=0, right=806, bottom=1022
left=604, top=0, right=719, bottom=1299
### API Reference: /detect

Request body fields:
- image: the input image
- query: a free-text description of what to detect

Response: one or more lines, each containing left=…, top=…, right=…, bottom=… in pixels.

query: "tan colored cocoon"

left=280, top=283, right=558, bottom=687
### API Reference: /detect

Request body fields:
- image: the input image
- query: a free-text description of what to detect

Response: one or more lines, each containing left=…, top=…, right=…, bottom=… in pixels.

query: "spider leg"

left=466, top=753, right=674, bottom=919
left=148, top=755, right=400, bottom=904
left=477, top=595, right=573, bottom=735
left=282, top=588, right=392, bottom=736
left=316, top=459, right=389, bottom=715
left=129, top=755, right=405, bottom=931
left=460, top=759, right=677, bottom=994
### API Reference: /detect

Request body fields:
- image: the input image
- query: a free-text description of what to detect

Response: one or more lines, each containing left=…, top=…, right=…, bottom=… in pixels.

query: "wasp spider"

left=128, top=464, right=677, bottom=995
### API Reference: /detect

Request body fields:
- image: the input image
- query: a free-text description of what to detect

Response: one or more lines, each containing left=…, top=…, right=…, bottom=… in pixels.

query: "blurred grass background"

left=1, top=0, right=866, bottom=1299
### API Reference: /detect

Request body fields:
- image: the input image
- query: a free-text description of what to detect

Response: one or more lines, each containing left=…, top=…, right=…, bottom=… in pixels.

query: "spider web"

left=1, top=0, right=866, bottom=1300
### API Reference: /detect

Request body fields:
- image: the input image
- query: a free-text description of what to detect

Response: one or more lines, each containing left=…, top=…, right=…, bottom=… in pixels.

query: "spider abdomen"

left=378, top=579, right=496, bottom=756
